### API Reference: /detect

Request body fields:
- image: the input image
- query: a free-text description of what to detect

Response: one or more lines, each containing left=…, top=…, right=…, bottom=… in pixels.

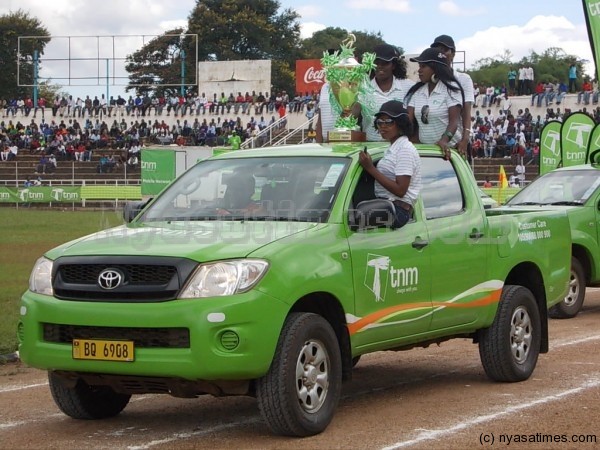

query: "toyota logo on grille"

left=98, top=268, right=124, bottom=290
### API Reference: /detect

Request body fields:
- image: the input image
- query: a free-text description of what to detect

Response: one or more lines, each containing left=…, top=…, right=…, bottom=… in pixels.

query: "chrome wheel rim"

left=295, top=339, right=329, bottom=413
left=563, top=268, right=580, bottom=307
left=511, top=306, right=532, bottom=364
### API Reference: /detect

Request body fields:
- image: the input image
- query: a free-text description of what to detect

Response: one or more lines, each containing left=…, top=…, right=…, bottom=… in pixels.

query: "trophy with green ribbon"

left=321, top=34, right=376, bottom=142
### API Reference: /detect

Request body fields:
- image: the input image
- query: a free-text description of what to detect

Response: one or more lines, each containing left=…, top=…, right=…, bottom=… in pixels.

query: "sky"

left=0, top=0, right=594, bottom=99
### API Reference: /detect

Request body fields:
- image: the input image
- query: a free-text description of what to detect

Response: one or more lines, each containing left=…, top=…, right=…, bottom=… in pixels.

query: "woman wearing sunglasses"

left=405, top=47, right=464, bottom=160
left=358, top=100, right=422, bottom=229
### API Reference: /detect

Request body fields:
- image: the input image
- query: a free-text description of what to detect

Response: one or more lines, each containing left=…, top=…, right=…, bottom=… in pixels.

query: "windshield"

left=506, top=169, right=600, bottom=206
left=140, top=156, right=349, bottom=222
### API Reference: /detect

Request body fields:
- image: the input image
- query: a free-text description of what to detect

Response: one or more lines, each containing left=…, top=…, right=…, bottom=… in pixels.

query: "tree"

left=0, top=10, right=50, bottom=101
left=301, top=27, right=402, bottom=60
left=186, top=0, right=301, bottom=93
left=125, top=28, right=195, bottom=97
left=469, top=47, right=584, bottom=89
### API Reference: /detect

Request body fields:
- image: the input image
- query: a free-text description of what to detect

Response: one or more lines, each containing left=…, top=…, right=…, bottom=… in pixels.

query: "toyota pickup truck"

left=18, top=143, right=571, bottom=437
left=505, top=163, right=600, bottom=318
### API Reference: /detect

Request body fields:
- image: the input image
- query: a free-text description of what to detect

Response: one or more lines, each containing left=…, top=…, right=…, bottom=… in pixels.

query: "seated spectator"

left=578, top=78, right=593, bottom=105
left=127, top=154, right=139, bottom=169
left=96, top=154, right=115, bottom=173
left=47, top=154, right=57, bottom=173
left=531, top=81, right=545, bottom=108
left=36, top=155, right=49, bottom=174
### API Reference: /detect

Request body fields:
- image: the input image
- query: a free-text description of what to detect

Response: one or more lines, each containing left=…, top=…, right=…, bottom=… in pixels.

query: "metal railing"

left=0, top=161, right=139, bottom=186
left=271, top=115, right=317, bottom=146
left=240, top=116, right=289, bottom=149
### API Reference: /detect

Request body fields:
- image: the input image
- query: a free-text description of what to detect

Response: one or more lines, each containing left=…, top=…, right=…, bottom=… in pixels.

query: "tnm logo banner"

left=141, top=149, right=176, bottom=196
left=0, top=186, right=83, bottom=203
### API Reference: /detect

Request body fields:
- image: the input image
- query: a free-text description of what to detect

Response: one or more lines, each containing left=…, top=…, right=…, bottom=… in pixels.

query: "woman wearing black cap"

left=430, top=34, right=475, bottom=161
left=358, top=100, right=422, bottom=228
left=405, top=47, right=464, bottom=160
left=358, top=43, right=415, bottom=141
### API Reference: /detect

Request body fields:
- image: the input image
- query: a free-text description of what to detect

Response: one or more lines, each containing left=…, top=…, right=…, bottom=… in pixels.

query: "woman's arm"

left=358, top=151, right=411, bottom=198
left=436, top=104, right=461, bottom=160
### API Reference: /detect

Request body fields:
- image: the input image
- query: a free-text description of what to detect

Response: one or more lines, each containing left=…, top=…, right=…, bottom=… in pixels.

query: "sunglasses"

left=421, top=105, right=429, bottom=124
left=375, top=118, right=395, bottom=127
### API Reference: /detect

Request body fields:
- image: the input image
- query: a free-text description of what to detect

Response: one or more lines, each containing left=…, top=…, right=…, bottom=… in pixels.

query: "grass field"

left=0, top=208, right=124, bottom=355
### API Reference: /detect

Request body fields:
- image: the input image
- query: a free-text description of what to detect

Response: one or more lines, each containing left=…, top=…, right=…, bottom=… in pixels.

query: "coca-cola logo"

left=303, top=66, right=325, bottom=85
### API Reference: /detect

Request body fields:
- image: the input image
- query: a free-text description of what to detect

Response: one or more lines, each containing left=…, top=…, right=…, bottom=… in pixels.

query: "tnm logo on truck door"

left=365, top=254, right=419, bottom=302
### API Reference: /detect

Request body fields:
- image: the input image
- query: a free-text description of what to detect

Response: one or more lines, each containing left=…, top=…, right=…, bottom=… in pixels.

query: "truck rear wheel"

left=48, top=372, right=131, bottom=419
left=549, top=257, right=585, bottom=319
left=478, top=285, right=541, bottom=382
left=256, top=312, right=342, bottom=437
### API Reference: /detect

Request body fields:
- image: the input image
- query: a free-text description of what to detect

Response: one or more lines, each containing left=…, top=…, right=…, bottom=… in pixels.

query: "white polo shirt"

left=317, top=83, right=337, bottom=141
left=374, top=135, right=422, bottom=207
left=360, top=77, right=415, bottom=141
left=408, top=81, right=463, bottom=147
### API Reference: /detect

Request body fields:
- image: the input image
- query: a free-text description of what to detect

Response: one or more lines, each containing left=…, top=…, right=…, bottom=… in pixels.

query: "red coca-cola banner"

left=295, top=59, right=325, bottom=95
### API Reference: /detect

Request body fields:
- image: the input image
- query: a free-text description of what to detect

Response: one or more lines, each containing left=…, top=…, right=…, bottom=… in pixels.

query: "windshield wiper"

left=508, top=201, right=543, bottom=206
left=548, top=200, right=583, bottom=206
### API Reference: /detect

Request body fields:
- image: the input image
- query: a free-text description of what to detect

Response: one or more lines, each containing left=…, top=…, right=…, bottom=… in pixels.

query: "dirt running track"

left=2, top=292, right=600, bottom=450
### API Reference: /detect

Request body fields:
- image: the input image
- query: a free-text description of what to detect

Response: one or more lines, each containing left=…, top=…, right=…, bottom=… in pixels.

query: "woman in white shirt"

left=405, top=48, right=464, bottom=160
left=359, top=43, right=415, bottom=141
left=358, top=100, right=422, bottom=229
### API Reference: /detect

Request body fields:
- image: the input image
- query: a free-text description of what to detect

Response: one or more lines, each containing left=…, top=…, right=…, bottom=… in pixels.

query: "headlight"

left=179, top=259, right=269, bottom=298
left=29, top=256, right=54, bottom=296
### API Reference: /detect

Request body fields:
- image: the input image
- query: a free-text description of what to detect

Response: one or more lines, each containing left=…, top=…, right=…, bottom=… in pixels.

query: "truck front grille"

left=43, top=323, right=190, bottom=348
left=51, top=256, right=198, bottom=302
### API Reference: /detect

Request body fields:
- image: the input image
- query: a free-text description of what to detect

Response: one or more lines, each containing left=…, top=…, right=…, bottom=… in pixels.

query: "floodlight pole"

left=181, top=50, right=186, bottom=96
left=106, top=59, right=110, bottom=101
left=33, top=50, right=39, bottom=104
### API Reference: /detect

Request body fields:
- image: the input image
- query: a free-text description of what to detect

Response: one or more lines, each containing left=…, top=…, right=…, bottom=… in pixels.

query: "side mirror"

left=123, top=198, right=152, bottom=223
left=352, top=199, right=396, bottom=231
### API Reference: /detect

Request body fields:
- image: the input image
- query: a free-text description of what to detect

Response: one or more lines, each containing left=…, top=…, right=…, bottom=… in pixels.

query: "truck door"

left=420, top=157, right=490, bottom=330
left=346, top=171, right=432, bottom=350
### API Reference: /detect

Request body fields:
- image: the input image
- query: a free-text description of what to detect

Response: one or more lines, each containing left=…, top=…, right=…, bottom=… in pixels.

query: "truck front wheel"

left=478, top=285, right=541, bottom=382
left=48, top=372, right=131, bottom=419
left=256, top=312, right=342, bottom=437
left=549, top=257, right=585, bottom=319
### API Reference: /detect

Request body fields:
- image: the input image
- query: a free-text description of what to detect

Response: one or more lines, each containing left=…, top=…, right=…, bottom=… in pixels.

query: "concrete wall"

left=197, top=60, right=272, bottom=99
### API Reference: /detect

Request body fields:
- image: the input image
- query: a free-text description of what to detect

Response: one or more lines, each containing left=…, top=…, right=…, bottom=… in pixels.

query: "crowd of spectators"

left=3, top=85, right=600, bottom=185
left=0, top=89, right=322, bottom=179
left=468, top=103, right=600, bottom=166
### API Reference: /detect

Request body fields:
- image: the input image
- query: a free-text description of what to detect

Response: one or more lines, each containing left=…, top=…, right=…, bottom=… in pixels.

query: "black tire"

left=351, top=355, right=361, bottom=367
left=48, top=372, right=131, bottom=419
left=478, top=285, right=541, bottom=382
left=256, top=312, right=342, bottom=437
left=549, top=257, right=585, bottom=319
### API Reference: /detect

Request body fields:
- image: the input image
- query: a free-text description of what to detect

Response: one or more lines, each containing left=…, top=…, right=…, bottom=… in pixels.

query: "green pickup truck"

left=505, top=164, right=600, bottom=318
left=19, top=143, right=571, bottom=437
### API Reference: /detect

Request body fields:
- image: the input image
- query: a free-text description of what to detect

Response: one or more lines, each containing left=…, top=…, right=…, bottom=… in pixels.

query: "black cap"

left=375, top=100, right=408, bottom=118
left=373, top=43, right=400, bottom=61
left=410, top=48, right=449, bottom=66
left=430, top=34, right=455, bottom=50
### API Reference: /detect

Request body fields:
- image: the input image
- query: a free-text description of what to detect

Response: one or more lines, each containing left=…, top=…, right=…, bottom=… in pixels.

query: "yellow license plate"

left=72, top=339, right=135, bottom=362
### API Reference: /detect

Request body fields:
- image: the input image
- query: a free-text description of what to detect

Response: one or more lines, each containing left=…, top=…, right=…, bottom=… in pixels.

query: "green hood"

left=45, top=221, right=318, bottom=262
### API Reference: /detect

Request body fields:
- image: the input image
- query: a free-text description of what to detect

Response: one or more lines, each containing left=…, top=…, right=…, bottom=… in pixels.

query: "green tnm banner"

left=539, top=121, right=562, bottom=175
left=583, top=0, right=600, bottom=78
left=560, top=112, right=595, bottom=167
left=141, top=149, right=176, bottom=196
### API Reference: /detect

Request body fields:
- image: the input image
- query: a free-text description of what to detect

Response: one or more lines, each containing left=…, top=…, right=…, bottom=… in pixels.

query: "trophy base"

left=327, top=130, right=366, bottom=142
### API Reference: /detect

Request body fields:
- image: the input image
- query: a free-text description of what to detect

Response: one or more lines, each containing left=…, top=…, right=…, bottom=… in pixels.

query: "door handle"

left=412, top=238, right=429, bottom=250
left=469, top=231, right=484, bottom=239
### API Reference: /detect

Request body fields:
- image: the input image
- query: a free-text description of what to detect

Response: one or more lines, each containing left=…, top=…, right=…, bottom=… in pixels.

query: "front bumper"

left=18, top=290, right=288, bottom=381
